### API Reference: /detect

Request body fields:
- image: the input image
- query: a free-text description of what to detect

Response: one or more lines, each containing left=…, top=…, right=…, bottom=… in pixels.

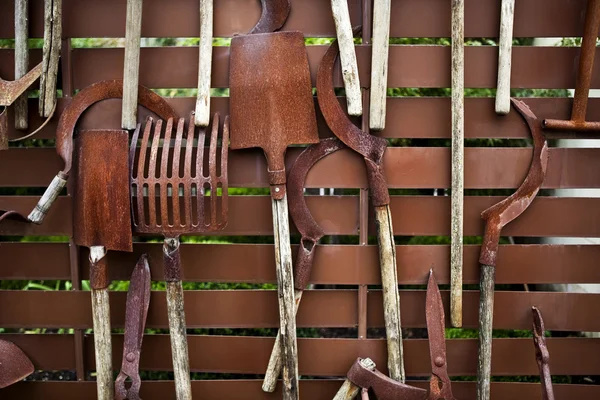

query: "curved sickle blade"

left=249, top=0, right=291, bottom=34
left=0, top=62, right=43, bottom=106
left=316, top=26, right=387, bottom=164
left=426, top=270, right=456, bottom=400
left=479, top=98, right=549, bottom=266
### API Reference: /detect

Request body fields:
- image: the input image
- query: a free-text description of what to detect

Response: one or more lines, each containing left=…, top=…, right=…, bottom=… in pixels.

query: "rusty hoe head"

left=316, top=27, right=390, bottom=207
left=346, top=358, right=428, bottom=400
left=130, top=113, right=229, bottom=237
left=28, top=80, right=178, bottom=225
left=288, top=137, right=346, bottom=290
left=479, top=99, right=549, bottom=267
left=532, top=307, right=555, bottom=400
left=248, top=0, right=291, bottom=34
left=229, top=30, right=319, bottom=200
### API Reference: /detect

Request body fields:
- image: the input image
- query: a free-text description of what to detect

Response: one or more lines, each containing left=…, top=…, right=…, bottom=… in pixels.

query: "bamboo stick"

left=195, top=0, right=213, bottom=127
left=122, top=0, right=143, bottom=130
left=15, top=0, right=29, bottom=130
left=369, top=0, right=391, bottom=130
left=495, top=0, right=515, bottom=115
left=40, top=0, right=61, bottom=118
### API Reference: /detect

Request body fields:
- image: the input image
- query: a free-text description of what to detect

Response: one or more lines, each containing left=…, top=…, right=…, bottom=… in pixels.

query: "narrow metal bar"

left=60, top=39, right=73, bottom=98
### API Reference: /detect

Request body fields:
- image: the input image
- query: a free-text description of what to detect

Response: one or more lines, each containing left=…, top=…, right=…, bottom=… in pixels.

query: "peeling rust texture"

left=115, top=254, right=151, bottom=400
left=346, top=358, right=427, bottom=400
left=0, top=107, right=7, bottom=150
left=426, top=270, right=456, bottom=400
left=0, top=62, right=43, bottom=107
left=229, top=31, right=319, bottom=200
left=288, top=137, right=345, bottom=289
left=532, top=307, right=555, bottom=400
left=0, top=340, right=34, bottom=389
left=479, top=99, right=548, bottom=267
left=316, top=28, right=390, bottom=207
left=542, top=0, right=600, bottom=132
left=248, top=0, right=291, bottom=34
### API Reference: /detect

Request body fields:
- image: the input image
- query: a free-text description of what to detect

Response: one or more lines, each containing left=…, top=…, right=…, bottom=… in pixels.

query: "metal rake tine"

left=172, top=117, right=185, bottom=225
left=147, top=119, right=163, bottom=227
left=220, top=116, right=230, bottom=229
left=130, top=122, right=143, bottom=227
left=136, top=118, right=154, bottom=228
left=195, top=122, right=207, bottom=226
left=183, top=116, right=195, bottom=227
left=160, top=118, right=174, bottom=228
left=208, top=113, right=220, bottom=229
left=170, top=118, right=185, bottom=228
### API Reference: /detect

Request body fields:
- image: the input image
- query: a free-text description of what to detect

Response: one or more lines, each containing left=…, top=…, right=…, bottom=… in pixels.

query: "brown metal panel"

left=0, top=334, right=75, bottom=370
left=0, top=196, right=72, bottom=236
left=0, top=243, right=71, bottom=280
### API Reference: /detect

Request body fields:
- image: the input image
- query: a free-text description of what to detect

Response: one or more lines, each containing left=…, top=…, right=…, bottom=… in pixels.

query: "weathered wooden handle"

left=195, top=0, right=213, bottom=127
left=476, top=264, right=496, bottom=400
left=270, top=195, right=299, bottom=400
left=374, top=205, right=405, bottom=383
left=369, top=0, right=391, bottom=131
left=91, top=288, right=113, bottom=400
left=122, top=0, right=143, bottom=129
left=166, top=280, right=193, bottom=400
left=331, top=0, right=362, bottom=116
left=262, top=289, right=303, bottom=393
left=40, top=0, right=61, bottom=118
left=495, top=0, right=515, bottom=115
left=332, top=379, right=362, bottom=400
left=28, top=173, right=68, bottom=224
left=450, top=0, right=465, bottom=329
left=15, top=0, right=29, bottom=130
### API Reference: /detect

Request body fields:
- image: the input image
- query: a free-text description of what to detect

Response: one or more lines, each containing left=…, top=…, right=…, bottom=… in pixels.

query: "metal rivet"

left=435, top=357, right=445, bottom=367
left=275, top=187, right=280, bottom=192
left=126, top=352, right=136, bottom=362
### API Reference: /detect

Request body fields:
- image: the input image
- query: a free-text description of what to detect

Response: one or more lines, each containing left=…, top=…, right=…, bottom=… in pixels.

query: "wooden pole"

left=495, top=0, right=515, bottom=115
left=122, top=0, right=143, bottom=130
left=166, top=281, right=193, bottom=400
left=195, top=0, right=213, bottom=127
left=369, top=0, right=391, bottom=130
left=14, top=0, right=29, bottom=130
left=450, top=0, right=465, bottom=328
left=476, top=264, right=495, bottom=400
left=331, top=0, right=362, bottom=116
left=40, top=0, right=61, bottom=118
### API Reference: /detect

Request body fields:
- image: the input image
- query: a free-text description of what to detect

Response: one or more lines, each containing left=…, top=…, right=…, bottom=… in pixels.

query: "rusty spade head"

left=316, top=27, right=390, bottom=207
left=346, top=358, right=427, bottom=400
left=288, top=137, right=346, bottom=289
left=479, top=99, right=549, bottom=267
left=229, top=30, right=319, bottom=200
left=248, top=0, right=291, bottom=34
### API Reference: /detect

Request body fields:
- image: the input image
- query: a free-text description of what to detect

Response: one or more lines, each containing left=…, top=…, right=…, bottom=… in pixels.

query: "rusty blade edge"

left=248, top=0, right=291, bottom=34
left=0, top=62, right=43, bottom=107
left=125, top=254, right=151, bottom=351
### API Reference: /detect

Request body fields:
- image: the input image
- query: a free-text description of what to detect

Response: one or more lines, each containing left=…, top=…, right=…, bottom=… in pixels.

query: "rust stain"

left=532, top=307, right=555, bottom=400
left=248, top=0, right=291, bottom=34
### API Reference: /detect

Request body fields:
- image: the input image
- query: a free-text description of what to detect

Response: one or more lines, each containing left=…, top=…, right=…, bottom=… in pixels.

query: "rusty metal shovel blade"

left=0, top=340, right=34, bottom=389
left=73, top=130, right=133, bottom=252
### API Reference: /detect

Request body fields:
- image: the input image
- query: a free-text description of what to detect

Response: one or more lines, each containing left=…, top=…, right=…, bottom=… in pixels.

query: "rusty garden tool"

left=495, top=0, right=515, bottom=115
left=230, top=2, right=318, bottom=398
left=426, top=270, right=456, bottom=400
left=532, top=307, right=554, bottom=400
left=476, top=99, right=549, bottom=400
left=195, top=0, right=213, bottom=127
left=39, top=0, right=61, bottom=118
left=0, top=63, right=43, bottom=108
left=130, top=113, right=228, bottom=400
left=249, top=0, right=290, bottom=34
left=29, top=80, right=177, bottom=224
left=115, top=254, right=151, bottom=400
left=542, top=0, right=600, bottom=132
left=122, top=0, right=143, bottom=130
left=262, top=138, right=346, bottom=392
left=0, top=340, right=34, bottom=389
left=74, top=129, right=133, bottom=400
left=332, top=358, right=427, bottom=400
left=317, top=30, right=405, bottom=383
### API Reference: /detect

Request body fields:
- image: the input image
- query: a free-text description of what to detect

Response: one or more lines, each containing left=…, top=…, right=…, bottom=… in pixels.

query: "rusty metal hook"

left=248, top=0, right=291, bottom=34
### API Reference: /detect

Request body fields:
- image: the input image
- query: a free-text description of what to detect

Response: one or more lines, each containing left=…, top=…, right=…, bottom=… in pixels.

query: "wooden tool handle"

left=450, top=0, right=465, bottom=329
left=195, top=0, right=213, bottom=127
left=369, top=0, right=391, bottom=131
left=476, top=263, right=496, bottom=400
left=166, top=280, right=193, bottom=400
left=15, top=0, right=29, bottom=130
left=332, top=379, right=362, bottom=400
left=40, top=0, right=61, bottom=118
left=270, top=196, right=299, bottom=399
left=28, top=172, right=68, bottom=224
left=495, top=0, right=515, bottom=115
left=331, top=0, right=362, bottom=116
left=122, top=0, right=143, bottom=129
left=262, top=289, right=303, bottom=393
left=374, top=205, right=405, bottom=383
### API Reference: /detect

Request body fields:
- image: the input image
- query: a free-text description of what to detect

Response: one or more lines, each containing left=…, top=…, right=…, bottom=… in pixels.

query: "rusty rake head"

left=130, top=113, right=229, bottom=236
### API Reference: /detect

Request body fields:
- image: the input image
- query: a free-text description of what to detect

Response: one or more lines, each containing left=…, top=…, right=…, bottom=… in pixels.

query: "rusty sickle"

left=262, top=138, right=346, bottom=392
left=333, top=358, right=427, bottom=400
left=249, top=0, right=291, bottom=34
left=476, top=99, right=549, bottom=400
left=542, top=0, right=600, bottom=132
left=28, top=80, right=177, bottom=225
left=532, top=307, right=555, bottom=400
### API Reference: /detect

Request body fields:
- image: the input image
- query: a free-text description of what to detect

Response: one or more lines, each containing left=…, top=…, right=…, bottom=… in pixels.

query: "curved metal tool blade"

left=426, top=270, right=456, bottom=400
left=288, top=137, right=345, bottom=289
left=0, top=62, right=43, bottom=106
left=532, top=307, right=555, bottom=400
left=249, top=0, right=291, bottom=34
left=479, top=99, right=549, bottom=266
left=0, top=340, right=34, bottom=388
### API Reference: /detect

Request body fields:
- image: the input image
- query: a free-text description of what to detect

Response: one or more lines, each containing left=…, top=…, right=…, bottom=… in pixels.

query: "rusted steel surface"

left=0, top=340, right=33, bottom=389
left=532, top=307, right=555, bottom=400
left=248, top=0, right=290, bottom=34
left=288, top=137, right=345, bottom=289
left=0, top=107, right=7, bottom=151
left=480, top=100, right=548, bottom=267
left=426, top=271, right=456, bottom=400
left=0, top=62, right=42, bottom=106
left=344, top=358, right=427, bottom=400
left=543, top=0, right=600, bottom=132
left=229, top=30, right=318, bottom=199
left=115, top=255, right=151, bottom=400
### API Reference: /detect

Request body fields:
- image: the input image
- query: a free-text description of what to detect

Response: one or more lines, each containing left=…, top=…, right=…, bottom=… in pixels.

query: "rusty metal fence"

left=1, top=0, right=600, bottom=398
